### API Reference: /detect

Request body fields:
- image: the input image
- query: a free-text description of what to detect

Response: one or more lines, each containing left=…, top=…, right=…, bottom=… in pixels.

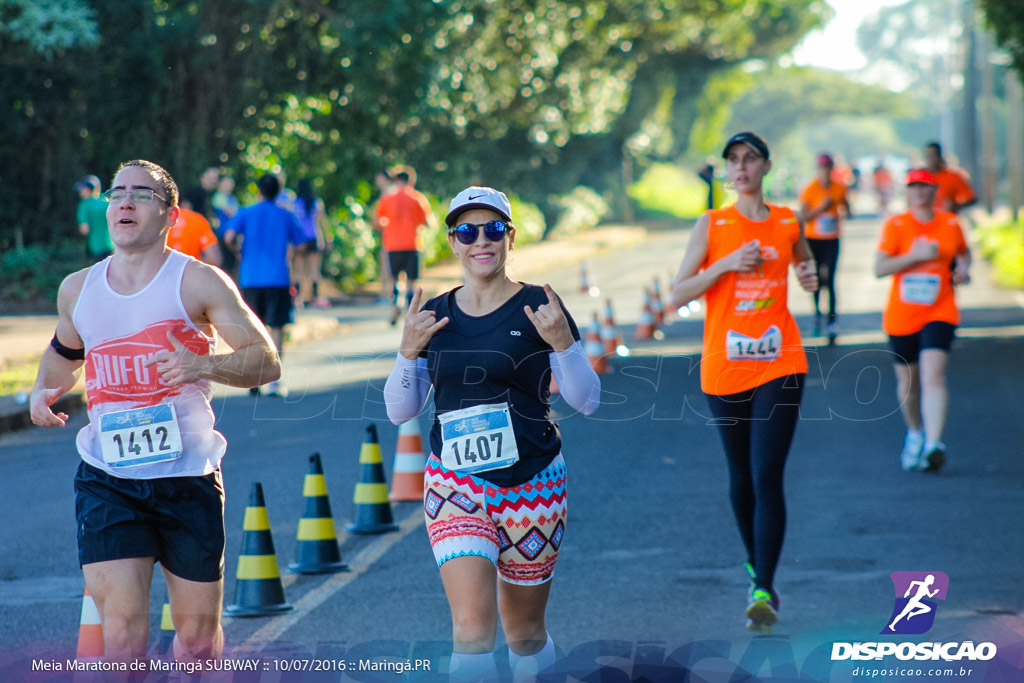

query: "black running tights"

left=705, top=374, right=804, bottom=592
left=808, top=238, right=839, bottom=323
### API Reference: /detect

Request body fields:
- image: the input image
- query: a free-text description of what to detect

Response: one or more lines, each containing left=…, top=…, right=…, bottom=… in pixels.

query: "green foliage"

left=0, top=0, right=829, bottom=287
left=0, top=243, right=89, bottom=306
left=975, top=217, right=1024, bottom=289
left=0, top=0, right=99, bottom=58
left=548, top=187, right=609, bottom=237
left=628, top=162, right=722, bottom=220
left=981, top=0, right=1024, bottom=85
left=727, top=66, right=917, bottom=151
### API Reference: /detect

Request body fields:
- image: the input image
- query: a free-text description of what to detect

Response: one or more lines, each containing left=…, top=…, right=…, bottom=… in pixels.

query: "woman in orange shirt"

left=799, top=154, right=850, bottom=345
left=670, top=132, right=818, bottom=631
left=875, top=169, right=971, bottom=473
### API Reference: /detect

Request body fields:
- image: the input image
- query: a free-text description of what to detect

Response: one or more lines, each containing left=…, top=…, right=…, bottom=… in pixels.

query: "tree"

left=0, top=0, right=831, bottom=251
left=981, top=0, right=1024, bottom=82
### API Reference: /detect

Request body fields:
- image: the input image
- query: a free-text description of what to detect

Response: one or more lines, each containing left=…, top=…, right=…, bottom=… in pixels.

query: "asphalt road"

left=1, top=215, right=1023, bottom=682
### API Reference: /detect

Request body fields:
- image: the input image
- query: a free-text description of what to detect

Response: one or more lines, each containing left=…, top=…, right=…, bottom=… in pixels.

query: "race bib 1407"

left=438, top=403, right=519, bottom=475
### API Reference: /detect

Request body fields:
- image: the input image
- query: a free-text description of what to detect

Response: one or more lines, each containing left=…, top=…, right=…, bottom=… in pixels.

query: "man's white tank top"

left=73, top=250, right=227, bottom=478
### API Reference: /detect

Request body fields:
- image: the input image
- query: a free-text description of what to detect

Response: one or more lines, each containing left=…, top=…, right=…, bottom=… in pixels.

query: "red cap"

left=817, top=154, right=834, bottom=167
left=906, top=169, right=937, bottom=186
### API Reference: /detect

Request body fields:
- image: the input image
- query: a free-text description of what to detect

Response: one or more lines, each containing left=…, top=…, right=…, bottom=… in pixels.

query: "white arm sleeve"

left=549, top=341, right=601, bottom=416
left=384, top=353, right=432, bottom=424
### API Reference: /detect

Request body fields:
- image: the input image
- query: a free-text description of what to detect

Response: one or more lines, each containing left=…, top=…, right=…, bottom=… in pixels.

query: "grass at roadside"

left=0, top=356, right=40, bottom=397
left=974, top=215, right=1024, bottom=288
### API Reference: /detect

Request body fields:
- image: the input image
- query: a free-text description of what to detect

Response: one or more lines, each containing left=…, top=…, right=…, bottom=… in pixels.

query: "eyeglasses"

left=449, top=220, right=511, bottom=245
left=102, top=188, right=169, bottom=204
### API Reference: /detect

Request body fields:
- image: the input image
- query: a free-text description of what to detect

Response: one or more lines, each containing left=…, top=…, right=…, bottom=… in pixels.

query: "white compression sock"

left=508, top=633, right=556, bottom=680
left=448, top=651, right=498, bottom=682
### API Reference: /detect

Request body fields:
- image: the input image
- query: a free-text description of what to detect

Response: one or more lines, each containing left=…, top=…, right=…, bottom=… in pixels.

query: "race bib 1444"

left=726, top=325, right=783, bottom=362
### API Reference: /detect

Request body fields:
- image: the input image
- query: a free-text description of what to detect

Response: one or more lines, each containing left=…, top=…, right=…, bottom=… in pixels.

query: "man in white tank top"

left=29, top=160, right=281, bottom=666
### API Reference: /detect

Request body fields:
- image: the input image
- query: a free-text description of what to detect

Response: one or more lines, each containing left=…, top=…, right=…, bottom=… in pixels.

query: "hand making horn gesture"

left=523, top=284, right=574, bottom=353
left=399, top=287, right=449, bottom=360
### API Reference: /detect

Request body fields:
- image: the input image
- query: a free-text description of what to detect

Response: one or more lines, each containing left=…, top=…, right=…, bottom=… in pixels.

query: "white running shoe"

left=267, top=380, right=287, bottom=397
left=900, top=431, right=925, bottom=471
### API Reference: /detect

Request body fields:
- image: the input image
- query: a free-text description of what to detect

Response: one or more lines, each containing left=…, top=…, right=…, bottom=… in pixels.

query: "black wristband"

left=51, top=334, right=85, bottom=361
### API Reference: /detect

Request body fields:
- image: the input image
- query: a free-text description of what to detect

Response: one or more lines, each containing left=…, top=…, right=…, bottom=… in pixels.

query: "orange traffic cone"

left=601, top=299, right=626, bottom=355
left=585, top=313, right=609, bottom=374
left=650, top=277, right=665, bottom=326
left=390, top=419, right=427, bottom=501
left=225, top=483, right=293, bottom=617
left=580, top=262, right=599, bottom=297
left=289, top=453, right=348, bottom=574
left=347, top=424, right=399, bottom=534
left=635, top=289, right=656, bottom=340
left=76, top=587, right=103, bottom=661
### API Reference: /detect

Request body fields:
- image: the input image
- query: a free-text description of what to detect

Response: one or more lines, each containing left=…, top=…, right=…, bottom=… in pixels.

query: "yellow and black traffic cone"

left=225, top=483, right=293, bottom=617
left=153, top=593, right=174, bottom=658
left=346, top=424, right=399, bottom=534
left=289, top=453, right=348, bottom=574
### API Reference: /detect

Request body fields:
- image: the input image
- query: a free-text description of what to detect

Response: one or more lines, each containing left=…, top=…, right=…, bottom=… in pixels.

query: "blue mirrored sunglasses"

left=449, top=220, right=510, bottom=245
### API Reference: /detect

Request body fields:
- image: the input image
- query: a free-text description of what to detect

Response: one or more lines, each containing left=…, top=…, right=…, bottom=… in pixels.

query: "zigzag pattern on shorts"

left=498, top=554, right=560, bottom=585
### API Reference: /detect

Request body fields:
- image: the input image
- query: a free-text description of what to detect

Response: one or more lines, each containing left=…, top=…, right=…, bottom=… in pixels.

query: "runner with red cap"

left=875, top=168, right=971, bottom=472
left=670, top=132, right=818, bottom=631
left=799, top=153, right=850, bottom=345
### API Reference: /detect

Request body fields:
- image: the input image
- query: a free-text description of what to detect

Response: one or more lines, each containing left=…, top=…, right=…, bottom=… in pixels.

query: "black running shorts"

left=242, top=286, right=294, bottom=328
left=387, top=250, right=420, bottom=280
left=74, top=461, right=226, bottom=582
left=888, top=321, right=956, bottom=365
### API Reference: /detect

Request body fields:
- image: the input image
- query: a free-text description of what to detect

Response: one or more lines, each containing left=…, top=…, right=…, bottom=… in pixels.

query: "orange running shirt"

left=700, top=205, right=808, bottom=396
left=374, top=187, right=431, bottom=251
left=878, top=210, right=968, bottom=336
left=167, top=208, right=217, bottom=260
left=799, top=179, right=847, bottom=239
left=932, top=168, right=974, bottom=213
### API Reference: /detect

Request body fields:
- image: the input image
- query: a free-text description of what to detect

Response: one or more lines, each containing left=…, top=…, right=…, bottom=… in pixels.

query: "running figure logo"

left=881, top=571, right=949, bottom=635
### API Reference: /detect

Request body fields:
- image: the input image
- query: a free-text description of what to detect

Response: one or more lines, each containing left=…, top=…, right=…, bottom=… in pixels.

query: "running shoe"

left=811, top=315, right=822, bottom=338
left=826, top=321, right=838, bottom=347
left=746, top=587, right=779, bottom=631
left=389, top=305, right=401, bottom=326
left=310, top=296, right=331, bottom=309
left=744, top=562, right=757, bottom=587
left=267, top=380, right=287, bottom=398
left=249, top=386, right=261, bottom=397
left=921, top=442, right=946, bottom=473
left=899, top=431, right=925, bottom=471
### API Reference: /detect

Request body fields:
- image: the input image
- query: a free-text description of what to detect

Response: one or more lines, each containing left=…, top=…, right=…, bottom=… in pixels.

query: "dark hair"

left=257, top=174, right=280, bottom=200
left=395, top=171, right=410, bottom=183
left=925, top=141, right=943, bottom=156
left=114, top=159, right=179, bottom=207
left=296, top=179, right=316, bottom=215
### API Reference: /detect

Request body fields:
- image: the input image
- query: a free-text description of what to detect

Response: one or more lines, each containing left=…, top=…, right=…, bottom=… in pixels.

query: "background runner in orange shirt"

left=875, top=169, right=971, bottom=473
left=670, top=132, right=817, bottom=632
left=799, top=153, right=850, bottom=344
left=166, top=207, right=221, bottom=266
left=373, top=167, right=434, bottom=324
left=923, top=141, right=976, bottom=214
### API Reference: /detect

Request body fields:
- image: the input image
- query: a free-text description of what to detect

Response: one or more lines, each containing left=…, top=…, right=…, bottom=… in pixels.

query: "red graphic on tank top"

left=84, top=319, right=211, bottom=409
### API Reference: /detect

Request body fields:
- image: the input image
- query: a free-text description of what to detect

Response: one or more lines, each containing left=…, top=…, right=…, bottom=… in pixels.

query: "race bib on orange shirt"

left=900, top=274, right=941, bottom=305
left=726, top=325, right=783, bottom=361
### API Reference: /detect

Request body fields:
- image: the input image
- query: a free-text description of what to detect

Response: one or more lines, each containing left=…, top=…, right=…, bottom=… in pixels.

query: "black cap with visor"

left=722, top=132, right=770, bottom=160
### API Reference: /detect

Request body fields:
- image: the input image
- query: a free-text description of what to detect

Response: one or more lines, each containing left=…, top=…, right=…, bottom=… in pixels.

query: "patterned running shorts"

left=423, top=453, right=567, bottom=586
